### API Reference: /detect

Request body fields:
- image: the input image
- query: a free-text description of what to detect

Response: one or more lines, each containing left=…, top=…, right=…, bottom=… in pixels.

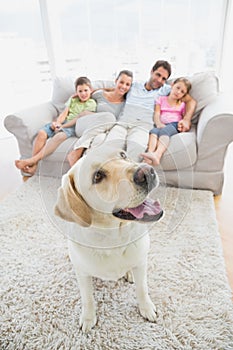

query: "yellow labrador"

left=55, top=145, right=163, bottom=332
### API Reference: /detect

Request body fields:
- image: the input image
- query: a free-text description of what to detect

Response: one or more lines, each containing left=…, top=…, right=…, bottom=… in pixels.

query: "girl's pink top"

left=156, top=95, right=186, bottom=124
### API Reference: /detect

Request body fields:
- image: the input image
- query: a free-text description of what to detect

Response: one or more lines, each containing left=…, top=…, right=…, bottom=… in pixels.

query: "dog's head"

left=54, top=146, right=163, bottom=228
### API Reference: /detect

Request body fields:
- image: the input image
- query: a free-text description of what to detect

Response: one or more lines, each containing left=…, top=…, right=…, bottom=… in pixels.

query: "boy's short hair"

left=74, top=76, right=92, bottom=89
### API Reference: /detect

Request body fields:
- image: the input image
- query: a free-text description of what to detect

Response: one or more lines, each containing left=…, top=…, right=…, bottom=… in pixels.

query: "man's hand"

left=178, top=119, right=191, bottom=132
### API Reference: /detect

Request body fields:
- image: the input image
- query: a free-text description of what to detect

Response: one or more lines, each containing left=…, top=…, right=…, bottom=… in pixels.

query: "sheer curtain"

left=0, top=0, right=51, bottom=113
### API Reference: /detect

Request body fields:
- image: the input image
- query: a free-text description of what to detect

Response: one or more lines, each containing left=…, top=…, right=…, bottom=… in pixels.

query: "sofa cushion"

left=160, top=127, right=197, bottom=171
left=51, top=76, right=75, bottom=113
left=75, top=112, right=116, bottom=138
left=188, top=71, right=219, bottom=124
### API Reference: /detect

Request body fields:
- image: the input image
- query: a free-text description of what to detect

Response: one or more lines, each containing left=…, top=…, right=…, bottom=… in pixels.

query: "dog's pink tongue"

left=127, top=199, right=161, bottom=219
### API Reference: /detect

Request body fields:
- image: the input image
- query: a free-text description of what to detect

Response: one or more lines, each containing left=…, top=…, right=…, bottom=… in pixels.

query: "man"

left=68, top=60, right=196, bottom=164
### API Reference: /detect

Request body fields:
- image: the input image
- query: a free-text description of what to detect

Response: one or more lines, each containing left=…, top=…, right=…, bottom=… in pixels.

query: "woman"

left=68, top=70, right=133, bottom=166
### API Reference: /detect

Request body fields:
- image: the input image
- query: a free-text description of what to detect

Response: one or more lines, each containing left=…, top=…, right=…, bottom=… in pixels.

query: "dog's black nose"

left=133, top=164, right=157, bottom=192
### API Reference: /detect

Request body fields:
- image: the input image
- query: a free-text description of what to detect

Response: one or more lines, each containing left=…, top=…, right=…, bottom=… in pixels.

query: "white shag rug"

left=1, top=176, right=233, bottom=350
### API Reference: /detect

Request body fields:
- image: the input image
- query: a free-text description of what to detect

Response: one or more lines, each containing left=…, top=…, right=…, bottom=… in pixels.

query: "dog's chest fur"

left=68, top=231, right=150, bottom=281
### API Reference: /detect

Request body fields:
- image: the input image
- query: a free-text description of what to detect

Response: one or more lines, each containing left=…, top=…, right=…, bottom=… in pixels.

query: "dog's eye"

left=92, top=170, right=106, bottom=184
left=120, top=151, right=127, bottom=159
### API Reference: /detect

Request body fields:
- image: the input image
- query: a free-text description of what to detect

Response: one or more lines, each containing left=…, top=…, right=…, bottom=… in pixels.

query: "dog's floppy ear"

left=54, top=173, right=92, bottom=227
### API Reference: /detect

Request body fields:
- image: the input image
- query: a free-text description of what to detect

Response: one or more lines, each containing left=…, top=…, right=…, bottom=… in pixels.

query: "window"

left=0, top=0, right=228, bottom=122
left=53, top=0, right=226, bottom=80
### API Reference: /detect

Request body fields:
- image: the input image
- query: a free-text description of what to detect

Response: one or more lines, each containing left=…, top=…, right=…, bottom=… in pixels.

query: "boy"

left=15, top=76, right=96, bottom=176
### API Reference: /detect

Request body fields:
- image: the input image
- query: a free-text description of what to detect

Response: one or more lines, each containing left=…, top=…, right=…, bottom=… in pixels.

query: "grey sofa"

left=4, top=71, right=233, bottom=195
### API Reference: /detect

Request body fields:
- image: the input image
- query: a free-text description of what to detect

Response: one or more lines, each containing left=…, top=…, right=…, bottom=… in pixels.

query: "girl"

left=141, top=77, right=192, bottom=166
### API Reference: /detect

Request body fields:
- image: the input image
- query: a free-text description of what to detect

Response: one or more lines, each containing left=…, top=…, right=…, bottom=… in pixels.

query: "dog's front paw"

left=80, top=308, right=97, bottom=333
left=139, top=299, right=157, bottom=322
left=124, top=270, right=134, bottom=283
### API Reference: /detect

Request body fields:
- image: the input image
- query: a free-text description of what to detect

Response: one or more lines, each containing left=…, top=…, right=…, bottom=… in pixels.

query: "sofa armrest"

left=195, top=93, right=233, bottom=171
left=4, top=101, right=58, bottom=158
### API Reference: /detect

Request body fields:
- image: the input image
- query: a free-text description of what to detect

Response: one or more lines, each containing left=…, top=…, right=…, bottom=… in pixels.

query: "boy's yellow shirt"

left=66, top=96, right=97, bottom=121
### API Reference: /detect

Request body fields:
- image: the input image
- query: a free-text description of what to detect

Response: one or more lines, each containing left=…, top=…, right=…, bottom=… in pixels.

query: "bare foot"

left=15, top=159, right=37, bottom=175
left=15, top=159, right=35, bottom=170
left=22, top=164, right=38, bottom=175
left=140, top=152, right=161, bottom=166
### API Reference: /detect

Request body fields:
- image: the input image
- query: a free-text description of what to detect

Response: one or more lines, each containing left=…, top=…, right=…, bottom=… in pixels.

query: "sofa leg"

left=23, top=176, right=31, bottom=182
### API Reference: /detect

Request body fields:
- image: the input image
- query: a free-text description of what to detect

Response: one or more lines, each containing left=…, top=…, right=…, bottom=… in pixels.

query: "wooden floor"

left=214, top=142, right=233, bottom=295
left=0, top=134, right=233, bottom=296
